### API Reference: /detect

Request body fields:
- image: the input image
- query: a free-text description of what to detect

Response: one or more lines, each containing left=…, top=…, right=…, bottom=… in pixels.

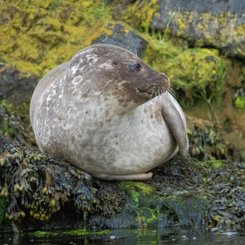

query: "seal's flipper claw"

left=92, top=172, right=153, bottom=181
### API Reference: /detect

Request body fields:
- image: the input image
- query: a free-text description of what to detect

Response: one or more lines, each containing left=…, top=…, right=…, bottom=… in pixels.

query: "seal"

left=30, top=44, right=188, bottom=181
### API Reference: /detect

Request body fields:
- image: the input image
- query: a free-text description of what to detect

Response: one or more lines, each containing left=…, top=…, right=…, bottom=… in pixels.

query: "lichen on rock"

left=154, top=0, right=245, bottom=58
left=0, top=0, right=112, bottom=76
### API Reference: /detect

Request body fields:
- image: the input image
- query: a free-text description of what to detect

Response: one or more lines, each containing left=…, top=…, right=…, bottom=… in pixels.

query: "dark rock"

left=93, top=23, right=148, bottom=57
left=159, top=0, right=245, bottom=15
left=152, top=0, right=245, bottom=58
left=0, top=63, right=38, bottom=105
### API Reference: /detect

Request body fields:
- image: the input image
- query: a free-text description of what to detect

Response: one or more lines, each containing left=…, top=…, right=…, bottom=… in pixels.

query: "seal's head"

left=68, top=44, right=170, bottom=111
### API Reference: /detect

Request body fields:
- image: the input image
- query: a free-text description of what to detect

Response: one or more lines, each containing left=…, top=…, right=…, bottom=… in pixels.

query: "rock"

left=0, top=1, right=114, bottom=75
left=0, top=138, right=208, bottom=231
left=0, top=63, right=38, bottom=105
left=152, top=0, right=245, bottom=58
left=0, top=134, right=244, bottom=232
left=94, top=23, right=148, bottom=57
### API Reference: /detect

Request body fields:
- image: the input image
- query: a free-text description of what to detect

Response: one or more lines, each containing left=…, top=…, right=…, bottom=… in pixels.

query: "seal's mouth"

left=136, top=88, right=152, bottom=99
left=136, top=73, right=170, bottom=99
left=136, top=86, right=168, bottom=99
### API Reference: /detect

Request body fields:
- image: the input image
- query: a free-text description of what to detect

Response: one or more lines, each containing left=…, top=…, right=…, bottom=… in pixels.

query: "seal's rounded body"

left=30, top=44, right=188, bottom=180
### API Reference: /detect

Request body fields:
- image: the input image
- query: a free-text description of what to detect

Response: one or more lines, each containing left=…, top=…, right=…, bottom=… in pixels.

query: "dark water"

left=0, top=228, right=245, bottom=245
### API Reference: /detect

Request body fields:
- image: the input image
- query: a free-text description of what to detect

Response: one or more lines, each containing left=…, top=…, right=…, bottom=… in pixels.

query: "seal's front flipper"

left=92, top=172, right=153, bottom=181
left=161, top=92, right=189, bottom=158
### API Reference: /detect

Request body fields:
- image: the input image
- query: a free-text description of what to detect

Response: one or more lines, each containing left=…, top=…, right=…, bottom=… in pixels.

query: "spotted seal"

left=30, top=44, right=188, bottom=180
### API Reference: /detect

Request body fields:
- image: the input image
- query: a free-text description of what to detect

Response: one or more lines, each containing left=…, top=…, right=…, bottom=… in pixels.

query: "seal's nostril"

left=128, top=63, right=141, bottom=72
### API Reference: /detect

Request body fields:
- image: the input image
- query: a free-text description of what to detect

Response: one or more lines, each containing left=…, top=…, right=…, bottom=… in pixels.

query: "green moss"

left=64, top=229, right=109, bottom=236
left=121, top=182, right=161, bottom=225
left=234, top=96, right=245, bottom=110
left=0, top=99, right=13, bottom=111
left=121, top=0, right=159, bottom=33
left=32, top=228, right=109, bottom=237
left=122, top=182, right=154, bottom=204
left=194, top=160, right=224, bottom=168
left=143, top=37, right=226, bottom=105
left=32, top=231, right=55, bottom=237
left=1, top=119, right=14, bottom=137
left=0, top=1, right=112, bottom=76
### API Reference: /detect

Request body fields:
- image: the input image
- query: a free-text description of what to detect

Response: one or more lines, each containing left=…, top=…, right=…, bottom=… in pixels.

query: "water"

left=0, top=228, right=244, bottom=245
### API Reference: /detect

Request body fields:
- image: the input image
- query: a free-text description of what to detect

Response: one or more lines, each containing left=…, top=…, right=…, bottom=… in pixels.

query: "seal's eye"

left=128, top=63, right=141, bottom=72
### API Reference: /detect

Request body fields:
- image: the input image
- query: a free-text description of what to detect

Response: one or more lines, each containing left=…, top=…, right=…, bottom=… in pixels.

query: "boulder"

left=152, top=0, right=245, bottom=58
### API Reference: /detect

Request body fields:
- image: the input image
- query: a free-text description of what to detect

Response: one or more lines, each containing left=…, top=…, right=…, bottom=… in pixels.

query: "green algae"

left=32, top=228, right=109, bottom=237
left=194, top=160, right=224, bottom=169
left=121, top=182, right=162, bottom=226
left=234, top=96, right=245, bottom=110
left=0, top=99, right=12, bottom=111
left=122, top=182, right=154, bottom=203
left=121, top=182, right=154, bottom=205
left=120, top=182, right=207, bottom=227
left=0, top=0, right=112, bottom=76
left=64, top=228, right=109, bottom=236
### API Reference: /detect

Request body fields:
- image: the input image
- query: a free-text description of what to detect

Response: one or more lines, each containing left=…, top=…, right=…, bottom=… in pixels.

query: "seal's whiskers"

left=150, top=89, right=155, bottom=99
left=168, top=86, right=176, bottom=98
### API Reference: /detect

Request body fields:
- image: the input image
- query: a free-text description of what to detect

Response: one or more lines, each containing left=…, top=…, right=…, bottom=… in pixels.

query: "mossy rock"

left=89, top=181, right=207, bottom=229
left=0, top=0, right=112, bottom=76
left=154, top=0, right=245, bottom=58
left=115, top=0, right=160, bottom=33
left=166, top=49, right=225, bottom=101
left=143, top=39, right=226, bottom=105
left=0, top=1, right=228, bottom=107
left=112, top=0, right=245, bottom=58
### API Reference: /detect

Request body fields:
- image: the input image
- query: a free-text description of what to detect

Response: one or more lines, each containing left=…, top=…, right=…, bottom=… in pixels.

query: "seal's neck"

left=101, top=93, right=143, bottom=115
